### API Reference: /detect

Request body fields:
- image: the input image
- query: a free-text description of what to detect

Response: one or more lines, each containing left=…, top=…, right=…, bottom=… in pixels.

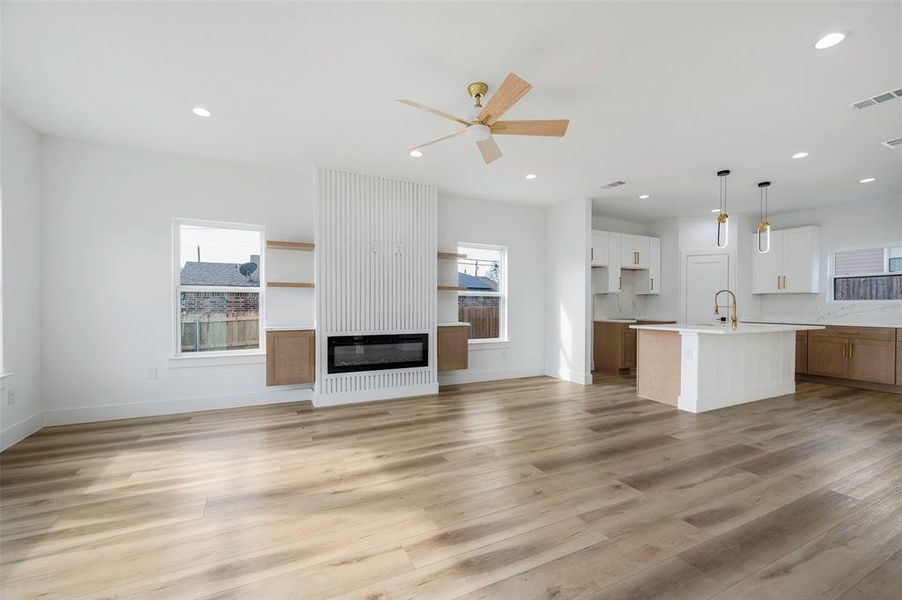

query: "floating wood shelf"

left=267, top=241, right=315, bottom=251
left=438, top=252, right=467, bottom=260
left=267, top=281, right=315, bottom=288
left=438, top=285, right=466, bottom=291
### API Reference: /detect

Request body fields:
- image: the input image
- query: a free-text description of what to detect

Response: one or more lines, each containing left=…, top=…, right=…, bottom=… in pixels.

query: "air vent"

left=850, top=86, right=902, bottom=110
left=882, top=136, right=902, bottom=149
left=601, top=180, right=626, bottom=189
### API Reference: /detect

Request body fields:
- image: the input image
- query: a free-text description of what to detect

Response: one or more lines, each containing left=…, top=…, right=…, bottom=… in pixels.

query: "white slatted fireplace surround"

left=314, top=168, right=438, bottom=406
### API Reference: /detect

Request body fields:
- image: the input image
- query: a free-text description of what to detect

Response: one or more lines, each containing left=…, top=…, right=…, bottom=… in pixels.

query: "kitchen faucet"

left=714, top=289, right=738, bottom=329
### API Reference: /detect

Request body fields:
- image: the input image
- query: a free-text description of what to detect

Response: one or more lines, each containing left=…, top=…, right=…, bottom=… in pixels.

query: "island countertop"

left=630, top=322, right=824, bottom=335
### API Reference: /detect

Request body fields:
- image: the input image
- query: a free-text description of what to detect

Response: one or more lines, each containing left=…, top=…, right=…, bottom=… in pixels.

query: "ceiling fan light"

left=467, top=123, right=492, bottom=142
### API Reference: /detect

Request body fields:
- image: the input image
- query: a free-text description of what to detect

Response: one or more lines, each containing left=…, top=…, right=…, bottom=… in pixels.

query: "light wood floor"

left=2, top=375, right=902, bottom=599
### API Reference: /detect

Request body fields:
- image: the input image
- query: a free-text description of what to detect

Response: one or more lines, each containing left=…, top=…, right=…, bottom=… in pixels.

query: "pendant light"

left=756, top=181, right=772, bottom=253
left=715, top=169, right=731, bottom=248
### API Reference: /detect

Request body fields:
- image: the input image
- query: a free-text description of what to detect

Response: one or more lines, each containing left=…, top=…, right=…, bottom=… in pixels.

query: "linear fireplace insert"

left=327, top=333, right=429, bottom=374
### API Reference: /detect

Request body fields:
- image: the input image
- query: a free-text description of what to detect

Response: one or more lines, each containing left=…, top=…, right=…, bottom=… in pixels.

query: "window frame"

left=829, top=242, right=902, bottom=304
left=171, top=218, right=266, bottom=359
left=457, top=242, right=508, bottom=345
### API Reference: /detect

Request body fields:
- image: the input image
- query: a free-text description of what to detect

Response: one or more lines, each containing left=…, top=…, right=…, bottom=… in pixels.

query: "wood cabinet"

left=620, top=234, right=650, bottom=269
left=795, top=330, right=808, bottom=374
left=807, top=326, right=896, bottom=385
left=590, top=230, right=609, bottom=267
left=636, top=237, right=660, bottom=295
left=593, top=320, right=674, bottom=373
left=266, top=330, right=315, bottom=386
left=897, top=338, right=902, bottom=385
left=437, top=326, right=468, bottom=371
left=752, top=226, right=819, bottom=294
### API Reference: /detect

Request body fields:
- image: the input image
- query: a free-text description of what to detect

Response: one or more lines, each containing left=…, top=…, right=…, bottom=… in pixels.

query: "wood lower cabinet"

left=266, top=330, right=315, bottom=386
left=593, top=320, right=673, bottom=373
left=897, top=339, right=902, bottom=385
left=807, top=335, right=848, bottom=379
left=795, top=331, right=808, bottom=374
left=849, top=339, right=896, bottom=384
left=437, top=326, right=468, bottom=371
left=806, top=326, right=897, bottom=388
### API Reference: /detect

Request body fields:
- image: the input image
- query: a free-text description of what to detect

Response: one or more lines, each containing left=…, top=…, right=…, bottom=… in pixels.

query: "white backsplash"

left=757, top=293, right=902, bottom=327
left=593, top=269, right=647, bottom=319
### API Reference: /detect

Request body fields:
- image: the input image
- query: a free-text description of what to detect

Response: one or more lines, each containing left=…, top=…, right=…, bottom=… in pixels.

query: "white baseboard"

left=42, top=387, right=314, bottom=426
left=438, top=366, right=545, bottom=386
left=679, top=382, right=795, bottom=413
left=313, top=383, right=439, bottom=408
left=545, top=367, right=593, bottom=385
left=1, top=412, right=44, bottom=451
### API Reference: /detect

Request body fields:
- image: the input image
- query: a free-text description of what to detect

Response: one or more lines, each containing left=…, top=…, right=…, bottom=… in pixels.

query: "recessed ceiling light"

left=814, top=32, right=846, bottom=50
left=525, top=173, right=537, bottom=180
left=409, top=150, right=423, bottom=158
left=859, top=177, right=876, bottom=183
left=711, top=208, right=722, bottom=213
left=792, top=151, right=809, bottom=159
left=638, top=194, right=650, bottom=199
left=192, top=106, right=211, bottom=117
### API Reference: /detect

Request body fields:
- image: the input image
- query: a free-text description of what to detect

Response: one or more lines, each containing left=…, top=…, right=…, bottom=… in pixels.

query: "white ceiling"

left=3, top=1, right=901, bottom=221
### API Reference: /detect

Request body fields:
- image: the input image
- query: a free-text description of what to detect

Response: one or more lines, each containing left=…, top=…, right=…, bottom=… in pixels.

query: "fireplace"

left=327, top=333, right=429, bottom=374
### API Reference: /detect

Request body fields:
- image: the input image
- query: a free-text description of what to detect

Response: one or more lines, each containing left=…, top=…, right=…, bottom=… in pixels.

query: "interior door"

left=685, top=254, right=729, bottom=324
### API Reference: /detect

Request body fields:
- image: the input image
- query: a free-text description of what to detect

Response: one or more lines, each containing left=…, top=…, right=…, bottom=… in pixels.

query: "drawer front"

left=808, top=326, right=895, bottom=342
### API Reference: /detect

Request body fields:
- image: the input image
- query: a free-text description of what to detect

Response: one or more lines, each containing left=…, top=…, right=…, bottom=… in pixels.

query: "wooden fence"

left=458, top=305, right=499, bottom=340
left=180, top=313, right=259, bottom=352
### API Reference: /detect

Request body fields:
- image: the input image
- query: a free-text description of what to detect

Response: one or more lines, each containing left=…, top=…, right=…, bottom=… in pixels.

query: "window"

left=832, top=244, right=902, bottom=302
left=174, top=220, right=263, bottom=355
left=457, top=244, right=507, bottom=342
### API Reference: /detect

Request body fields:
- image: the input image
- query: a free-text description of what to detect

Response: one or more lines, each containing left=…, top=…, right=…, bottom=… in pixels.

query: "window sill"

left=168, top=351, right=266, bottom=369
left=467, top=339, right=511, bottom=350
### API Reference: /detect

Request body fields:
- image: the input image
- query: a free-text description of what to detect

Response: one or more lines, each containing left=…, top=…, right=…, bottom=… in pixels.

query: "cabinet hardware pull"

left=783, top=275, right=787, bottom=289
left=591, top=247, right=594, bottom=260
left=841, top=341, right=845, bottom=358
left=849, top=342, right=853, bottom=359
left=650, top=277, right=654, bottom=291
left=619, top=276, right=622, bottom=290
left=777, top=275, right=781, bottom=290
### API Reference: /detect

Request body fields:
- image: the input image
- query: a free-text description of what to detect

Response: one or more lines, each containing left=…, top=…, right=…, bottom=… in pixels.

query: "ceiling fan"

left=398, top=72, right=569, bottom=164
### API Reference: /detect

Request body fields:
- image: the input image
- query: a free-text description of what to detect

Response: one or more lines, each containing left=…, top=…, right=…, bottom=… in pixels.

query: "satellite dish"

left=239, top=262, right=258, bottom=277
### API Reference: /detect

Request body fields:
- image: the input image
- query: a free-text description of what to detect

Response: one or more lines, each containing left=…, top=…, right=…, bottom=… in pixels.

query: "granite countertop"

left=747, top=320, right=902, bottom=329
left=438, top=322, right=471, bottom=327
left=265, top=325, right=316, bottom=331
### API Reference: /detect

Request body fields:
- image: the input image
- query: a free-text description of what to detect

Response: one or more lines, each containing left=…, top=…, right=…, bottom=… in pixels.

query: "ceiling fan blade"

left=491, top=119, right=569, bottom=137
left=397, top=99, right=470, bottom=126
left=477, top=73, right=533, bottom=125
left=477, top=137, right=502, bottom=164
left=409, top=129, right=466, bottom=151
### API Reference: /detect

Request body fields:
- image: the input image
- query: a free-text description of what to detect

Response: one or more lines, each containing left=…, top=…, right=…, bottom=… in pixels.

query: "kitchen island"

left=630, top=322, right=824, bottom=413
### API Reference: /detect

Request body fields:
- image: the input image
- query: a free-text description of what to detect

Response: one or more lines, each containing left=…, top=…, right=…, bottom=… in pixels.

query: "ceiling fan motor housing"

left=468, top=81, right=488, bottom=107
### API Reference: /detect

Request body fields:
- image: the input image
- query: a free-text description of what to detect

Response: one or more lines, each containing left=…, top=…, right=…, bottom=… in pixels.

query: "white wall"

left=437, top=194, right=546, bottom=384
left=40, top=137, right=317, bottom=425
left=755, top=195, right=902, bottom=326
left=545, top=198, right=592, bottom=384
left=1, top=110, right=44, bottom=449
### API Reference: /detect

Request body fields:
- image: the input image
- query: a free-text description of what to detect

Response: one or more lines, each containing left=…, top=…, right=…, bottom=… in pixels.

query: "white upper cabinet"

left=636, top=237, right=661, bottom=295
left=620, top=234, right=650, bottom=269
left=751, top=226, right=820, bottom=294
left=594, top=232, right=622, bottom=293
left=591, top=230, right=609, bottom=266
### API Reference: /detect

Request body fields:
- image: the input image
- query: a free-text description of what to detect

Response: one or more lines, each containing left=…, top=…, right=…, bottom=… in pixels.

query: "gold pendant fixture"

left=715, top=169, right=731, bottom=248
left=756, top=181, right=772, bottom=254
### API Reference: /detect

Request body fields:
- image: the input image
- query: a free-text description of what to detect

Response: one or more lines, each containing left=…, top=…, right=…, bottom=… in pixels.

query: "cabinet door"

left=897, top=342, right=902, bottom=385
left=591, top=230, right=609, bottom=266
left=807, top=336, right=848, bottom=379
left=437, top=326, right=469, bottom=371
left=795, top=331, right=808, bottom=374
left=622, top=332, right=637, bottom=369
left=849, top=339, right=896, bottom=384
left=608, top=233, right=622, bottom=292
left=266, top=330, right=315, bottom=386
left=752, top=230, right=783, bottom=294
left=619, top=234, right=649, bottom=268
left=637, top=237, right=660, bottom=295
left=782, top=226, right=819, bottom=293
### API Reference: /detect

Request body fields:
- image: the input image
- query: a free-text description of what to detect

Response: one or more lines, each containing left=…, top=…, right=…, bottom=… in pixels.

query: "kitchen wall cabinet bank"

left=591, top=231, right=660, bottom=295
left=752, top=226, right=820, bottom=294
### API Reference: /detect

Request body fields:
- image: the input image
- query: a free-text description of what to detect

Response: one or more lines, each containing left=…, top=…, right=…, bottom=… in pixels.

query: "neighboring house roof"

left=458, top=272, right=498, bottom=291
left=181, top=256, right=259, bottom=287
